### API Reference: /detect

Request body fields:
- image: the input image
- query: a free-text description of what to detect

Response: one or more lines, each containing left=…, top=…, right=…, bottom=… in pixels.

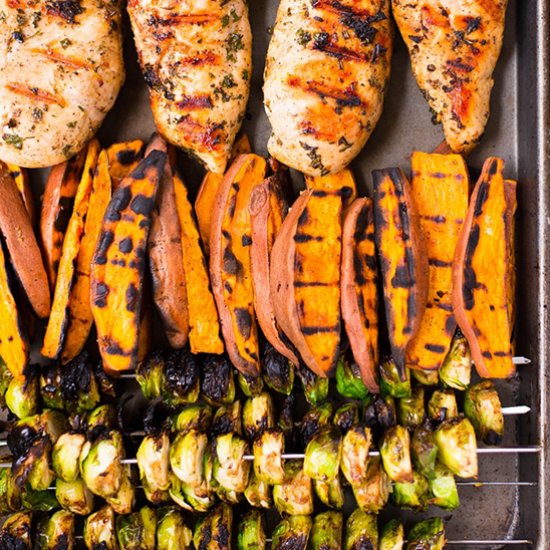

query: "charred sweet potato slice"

left=173, top=171, right=224, bottom=355
left=210, top=154, right=268, bottom=376
left=0, top=163, right=50, bottom=319
left=106, top=140, right=145, bottom=188
left=195, top=134, right=251, bottom=254
left=40, top=150, right=86, bottom=289
left=249, top=172, right=299, bottom=366
left=60, top=150, right=113, bottom=363
left=406, top=152, right=469, bottom=371
left=504, top=179, right=517, bottom=351
left=304, top=168, right=357, bottom=207
left=341, top=198, right=379, bottom=393
left=6, top=165, right=34, bottom=225
left=42, top=140, right=100, bottom=359
left=372, top=168, right=428, bottom=379
left=91, top=150, right=166, bottom=374
left=452, top=157, right=515, bottom=378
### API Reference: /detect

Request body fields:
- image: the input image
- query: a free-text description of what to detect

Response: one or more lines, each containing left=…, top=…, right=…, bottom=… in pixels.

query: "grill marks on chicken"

left=264, top=0, right=393, bottom=176
left=127, top=0, right=252, bottom=174
left=392, top=0, right=508, bottom=153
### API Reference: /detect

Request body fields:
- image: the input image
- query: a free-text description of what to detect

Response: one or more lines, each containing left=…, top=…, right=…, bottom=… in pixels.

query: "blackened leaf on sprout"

left=61, top=352, right=92, bottom=401
left=143, top=400, right=170, bottom=436
left=201, top=354, right=232, bottom=405
left=7, top=425, right=40, bottom=461
left=165, top=349, right=200, bottom=397
left=263, top=345, right=294, bottom=395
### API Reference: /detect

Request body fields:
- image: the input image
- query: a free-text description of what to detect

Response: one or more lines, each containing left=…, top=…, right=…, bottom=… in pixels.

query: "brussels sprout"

left=52, top=432, right=86, bottom=482
left=304, top=425, right=342, bottom=481
left=143, top=481, right=170, bottom=509
left=310, top=511, right=343, bottom=550
left=464, top=380, right=504, bottom=445
left=434, top=416, right=478, bottom=478
left=201, top=354, right=235, bottom=406
left=79, top=431, right=125, bottom=498
left=341, top=425, right=372, bottom=485
left=278, top=394, right=295, bottom=440
left=296, top=365, right=329, bottom=405
left=380, top=519, right=404, bottom=550
left=406, top=518, right=446, bottom=550
left=428, top=389, right=459, bottom=422
left=56, top=478, right=94, bottom=515
left=212, top=401, right=243, bottom=436
left=397, top=385, right=425, bottom=428
left=237, top=510, right=266, bottom=550
left=335, top=355, right=371, bottom=399
left=179, top=473, right=216, bottom=512
left=61, top=351, right=101, bottom=413
left=313, top=475, right=345, bottom=510
left=161, top=349, right=200, bottom=407
left=156, top=507, right=192, bottom=550
left=429, top=463, right=460, bottom=510
left=136, top=350, right=164, bottom=399
left=380, top=358, right=411, bottom=398
left=392, top=470, right=429, bottom=510
left=168, top=474, right=193, bottom=511
left=86, top=405, right=118, bottom=436
left=217, top=485, right=242, bottom=505
left=244, top=469, right=272, bottom=509
left=20, top=486, right=59, bottom=512
left=351, top=457, right=391, bottom=513
left=333, top=402, right=360, bottom=432
left=40, top=364, right=64, bottom=410
left=36, top=510, right=75, bottom=550
left=299, top=402, right=333, bottom=446
left=0, top=359, right=13, bottom=405
left=253, top=428, right=285, bottom=484
left=83, top=505, right=118, bottom=550
left=411, top=421, right=438, bottom=480
left=273, top=460, right=313, bottom=516
left=0, top=511, right=33, bottom=548
left=243, top=392, right=275, bottom=441
left=272, top=515, right=312, bottom=550
left=6, top=367, right=39, bottom=419
left=439, top=332, right=471, bottom=390
left=193, top=503, right=233, bottom=550
left=169, top=429, right=207, bottom=487
left=263, top=345, right=295, bottom=396
left=374, top=395, right=397, bottom=429
left=344, top=508, right=378, bottom=550
left=172, top=404, right=213, bottom=433
left=380, top=425, right=413, bottom=483
left=411, top=368, right=439, bottom=386
left=0, top=469, right=10, bottom=513
left=213, top=432, right=250, bottom=493
left=116, top=506, right=156, bottom=550
left=238, top=371, right=264, bottom=397
left=137, top=432, right=170, bottom=501
left=106, top=465, right=135, bottom=514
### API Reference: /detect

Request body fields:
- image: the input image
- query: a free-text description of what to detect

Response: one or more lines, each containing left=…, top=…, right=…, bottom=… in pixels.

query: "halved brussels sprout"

left=344, top=508, right=378, bottom=550
left=237, top=510, right=266, bottom=550
left=380, top=425, right=413, bottom=483
left=333, top=402, right=360, bottom=432
left=61, top=351, right=101, bottom=414
left=263, top=345, right=295, bottom=396
left=380, top=518, right=404, bottom=550
left=243, top=392, right=275, bottom=441
left=106, top=465, right=135, bottom=514
left=310, top=511, right=343, bottom=550
left=406, top=518, right=446, bottom=550
left=304, top=425, right=342, bottom=481
left=297, top=365, right=329, bottom=405
left=86, top=405, right=118, bottom=436
left=52, top=433, right=86, bottom=482
left=341, top=425, right=372, bottom=485
left=137, top=432, right=170, bottom=500
left=156, top=507, right=192, bottom=550
left=213, top=433, right=250, bottom=493
left=464, top=380, right=504, bottom=445
left=20, top=486, right=59, bottom=512
left=193, top=503, right=233, bottom=550
left=397, top=385, right=425, bottom=429
left=55, top=478, right=94, bottom=515
left=116, top=506, right=156, bottom=550
left=273, top=460, right=313, bottom=516
left=411, top=368, right=439, bottom=386
left=83, top=505, right=118, bottom=550
left=6, top=367, right=39, bottom=419
left=169, top=429, right=208, bottom=487
left=212, top=401, right=243, bottom=437
left=201, top=354, right=235, bottom=406
left=36, top=510, right=75, bottom=550
left=428, top=389, right=459, bottom=422
left=272, top=515, right=312, bottom=550
left=313, top=475, right=344, bottom=510
left=439, top=332, right=471, bottom=390
left=299, top=403, right=334, bottom=446
left=0, top=511, right=33, bottom=548
left=351, top=456, right=391, bottom=513
left=161, top=349, right=200, bottom=407
left=411, top=421, right=438, bottom=480
left=278, top=394, right=295, bottom=440
left=434, top=416, right=478, bottom=478
left=392, top=470, right=429, bottom=510
left=244, top=469, right=272, bottom=509
left=253, top=428, right=285, bottom=484
left=429, top=462, right=460, bottom=510
left=0, top=469, right=10, bottom=514
left=380, top=358, right=411, bottom=398
left=171, top=404, right=213, bottom=433
left=374, top=395, right=397, bottom=429
left=238, top=371, right=264, bottom=398
left=136, top=350, right=164, bottom=399
left=335, top=355, right=371, bottom=399
left=40, top=365, right=64, bottom=410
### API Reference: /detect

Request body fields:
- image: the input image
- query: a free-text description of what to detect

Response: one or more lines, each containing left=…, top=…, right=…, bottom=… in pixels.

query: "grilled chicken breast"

left=128, top=0, right=252, bottom=174
left=264, top=0, right=393, bottom=177
left=0, top=0, right=124, bottom=168
left=393, top=0, right=508, bottom=153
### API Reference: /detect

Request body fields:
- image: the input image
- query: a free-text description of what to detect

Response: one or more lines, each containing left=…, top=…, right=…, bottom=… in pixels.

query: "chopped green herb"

left=296, top=28, right=312, bottom=45
left=221, top=14, right=230, bottom=27
left=16, top=14, right=26, bottom=26
left=230, top=8, right=240, bottom=21
left=338, top=136, right=353, bottom=152
left=225, top=32, right=244, bottom=62
left=60, top=38, right=72, bottom=48
left=300, top=142, right=328, bottom=175
left=0, top=11, right=6, bottom=23
left=62, top=144, right=72, bottom=157
left=32, top=108, right=43, bottom=121
left=66, top=121, right=77, bottom=128
left=222, top=74, right=236, bottom=88
left=31, top=11, right=41, bottom=28
left=241, top=69, right=249, bottom=81
left=2, top=133, right=23, bottom=150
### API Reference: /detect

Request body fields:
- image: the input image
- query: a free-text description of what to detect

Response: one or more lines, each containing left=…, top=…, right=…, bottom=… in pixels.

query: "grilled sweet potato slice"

left=196, top=134, right=251, bottom=254
left=173, top=172, right=224, bottom=355
left=91, top=150, right=166, bottom=374
left=42, top=140, right=100, bottom=359
left=406, top=152, right=469, bottom=371
left=0, top=163, right=50, bottom=319
left=372, top=168, right=428, bottom=379
left=504, top=179, right=517, bottom=351
left=147, top=136, right=189, bottom=349
left=210, top=154, right=268, bottom=376
left=40, top=150, right=87, bottom=289
left=106, top=140, right=145, bottom=188
left=60, top=150, right=113, bottom=363
left=249, top=172, right=299, bottom=366
left=7, top=165, right=34, bottom=225
left=304, top=169, right=357, bottom=207
left=452, top=157, right=515, bottom=378
left=341, top=198, right=379, bottom=393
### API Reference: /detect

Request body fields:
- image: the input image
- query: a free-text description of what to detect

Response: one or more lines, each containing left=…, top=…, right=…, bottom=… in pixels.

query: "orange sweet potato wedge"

left=6, top=165, right=35, bottom=225
left=249, top=172, right=300, bottom=366
left=304, top=168, right=357, bottom=207
left=42, top=140, right=100, bottom=359
left=406, top=152, right=469, bottom=371
left=504, top=179, right=517, bottom=351
left=372, top=168, right=428, bottom=379
left=40, top=150, right=86, bottom=289
left=60, top=149, right=113, bottom=363
left=452, top=157, right=515, bottom=378
left=146, top=135, right=190, bottom=349
left=210, top=154, right=268, bottom=376
left=106, top=140, right=145, bottom=189
left=91, top=150, right=166, bottom=374
left=0, top=163, right=50, bottom=319
left=341, top=198, right=380, bottom=393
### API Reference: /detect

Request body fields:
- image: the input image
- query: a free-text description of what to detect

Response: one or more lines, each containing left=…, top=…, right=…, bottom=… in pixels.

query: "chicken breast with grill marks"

left=393, top=0, right=509, bottom=153
left=0, top=0, right=124, bottom=168
left=264, top=0, right=393, bottom=177
left=127, top=0, right=252, bottom=174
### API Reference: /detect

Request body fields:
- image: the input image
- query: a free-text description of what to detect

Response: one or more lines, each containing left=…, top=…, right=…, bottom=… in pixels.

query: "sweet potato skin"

left=406, top=152, right=469, bottom=371
left=0, top=162, right=51, bottom=319
left=7, top=165, right=34, bottom=225
left=372, top=168, right=428, bottom=378
left=504, top=179, right=517, bottom=352
left=91, top=150, right=165, bottom=374
left=106, top=140, right=145, bottom=189
left=452, top=157, right=515, bottom=378
left=341, top=198, right=379, bottom=393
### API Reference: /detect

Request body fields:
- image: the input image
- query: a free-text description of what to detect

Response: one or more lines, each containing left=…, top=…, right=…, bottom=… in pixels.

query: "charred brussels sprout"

left=341, top=425, right=372, bottom=485
left=20, top=486, right=59, bottom=512
left=411, top=421, right=438, bottom=480
left=201, top=354, right=235, bottom=406
left=86, top=405, right=118, bottom=436
left=374, top=395, right=397, bottom=429
left=36, top=510, right=75, bottom=549
left=243, top=393, right=275, bottom=441
left=0, top=469, right=10, bottom=513
left=170, top=429, right=208, bottom=487
left=313, top=475, right=345, bottom=510
left=406, top=518, right=446, bottom=550
left=429, top=463, right=459, bottom=510
left=60, top=352, right=101, bottom=413
left=162, top=349, right=200, bottom=406
left=105, top=464, right=135, bottom=514
left=352, top=456, right=391, bottom=513
left=411, top=368, right=439, bottom=386
left=137, top=432, right=171, bottom=503
left=464, top=380, right=504, bottom=445
left=434, top=416, right=478, bottom=478
left=253, top=428, right=285, bottom=484
left=212, top=401, right=243, bottom=437
left=296, top=365, right=329, bottom=405
left=333, top=402, right=360, bottom=432
left=244, top=469, right=272, bottom=509
left=116, top=506, right=156, bottom=550
left=439, top=332, right=472, bottom=390
left=380, top=519, right=404, bottom=550
left=6, top=366, right=39, bottom=419
left=344, top=508, right=378, bottom=550
left=278, top=394, right=295, bottom=440
left=299, top=402, right=333, bottom=446
left=310, top=511, right=343, bottom=550
left=156, top=507, right=192, bottom=550
left=237, top=510, right=266, bottom=550
left=238, top=372, right=264, bottom=397
left=428, top=389, right=458, bottom=422
left=55, top=478, right=94, bottom=515
left=52, top=432, right=86, bottom=482
left=136, top=350, right=164, bottom=399
left=0, top=511, right=33, bottom=548
left=392, top=470, right=429, bottom=510
left=273, top=460, right=313, bottom=516
left=397, top=385, right=425, bottom=428
left=213, top=432, right=250, bottom=493
left=272, top=515, right=312, bottom=550
left=380, top=425, right=413, bottom=483
left=40, top=365, right=64, bottom=410
left=172, top=404, right=213, bottom=432
left=263, top=345, right=295, bottom=396
left=304, top=425, right=342, bottom=481
left=83, top=505, right=118, bottom=550
left=193, top=503, right=233, bottom=550
left=335, top=355, right=370, bottom=399
left=380, top=357, right=411, bottom=398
